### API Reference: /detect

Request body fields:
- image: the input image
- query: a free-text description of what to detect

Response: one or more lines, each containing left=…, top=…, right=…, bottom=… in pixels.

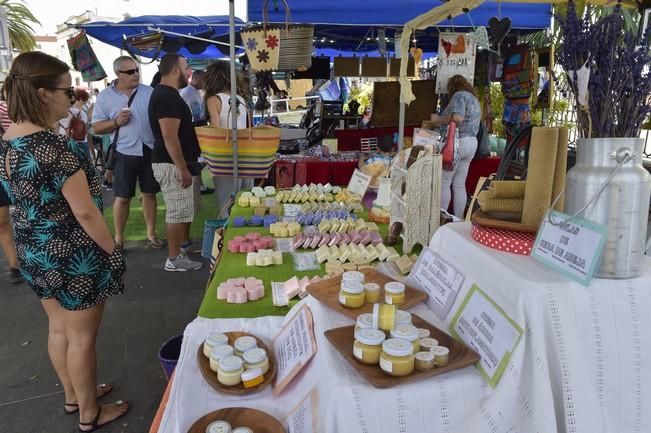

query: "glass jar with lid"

left=353, top=328, right=386, bottom=365
left=338, top=280, right=365, bottom=308
left=432, top=346, right=450, bottom=367
left=342, top=270, right=365, bottom=284
left=364, top=283, right=380, bottom=303
left=233, top=335, right=257, bottom=357
left=379, top=338, right=415, bottom=376
left=231, top=428, right=253, bottom=433
left=384, top=282, right=406, bottom=305
left=414, top=351, right=435, bottom=371
left=372, top=303, right=397, bottom=332
left=395, top=310, right=412, bottom=326
left=242, top=347, right=269, bottom=375
left=203, top=332, right=228, bottom=358
left=354, top=313, right=374, bottom=339
left=217, top=355, right=244, bottom=386
left=390, top=324, right=421, bottom=353
left=206, top=420, right=232, bottom=433
left=209, top=344, right=234, bottom=373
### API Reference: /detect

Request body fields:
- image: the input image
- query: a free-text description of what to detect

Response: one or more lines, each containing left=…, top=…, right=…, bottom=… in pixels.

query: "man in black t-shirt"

left=149, top=54, right=203, bottom=272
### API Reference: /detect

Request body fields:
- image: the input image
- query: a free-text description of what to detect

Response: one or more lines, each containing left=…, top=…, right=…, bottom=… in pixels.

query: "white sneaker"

left=164, top=253, right=203, bottom=272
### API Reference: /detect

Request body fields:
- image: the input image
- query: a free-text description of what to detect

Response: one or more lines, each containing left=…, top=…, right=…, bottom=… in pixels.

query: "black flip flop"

left=78, top=400, right=130, bottom=433
left=64, top=383, right=113, bottom=415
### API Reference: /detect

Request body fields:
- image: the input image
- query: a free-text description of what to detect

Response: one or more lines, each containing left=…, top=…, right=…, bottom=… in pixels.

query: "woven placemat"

left=488, top=180, right=526, bottom=199
left=478, top=191, right=524, bottom=213
left=522, top=127, right=559, bottom=227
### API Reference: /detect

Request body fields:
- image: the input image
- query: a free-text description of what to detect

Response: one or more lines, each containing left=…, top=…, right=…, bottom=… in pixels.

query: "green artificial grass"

left=103, top=171, right=218, bottom=241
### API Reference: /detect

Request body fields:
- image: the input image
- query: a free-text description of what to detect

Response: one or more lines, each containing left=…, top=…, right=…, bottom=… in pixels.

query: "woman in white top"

left=203, top=61, right=253, bottom=218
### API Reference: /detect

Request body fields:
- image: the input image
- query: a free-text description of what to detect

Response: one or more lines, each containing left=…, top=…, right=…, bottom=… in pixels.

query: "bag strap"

left=262, top=0, right=292, bottom=34
left=224, top=97, right=253, bottom=141
left=110, top=89, right=138, bottom=150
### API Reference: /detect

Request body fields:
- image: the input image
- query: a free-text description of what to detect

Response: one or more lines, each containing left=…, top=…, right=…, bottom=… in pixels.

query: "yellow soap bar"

left=376, top=244, right=390, bottom=261
left=342, top=263, right=358, bottom=271
left=365, top=222, right=379, bottom=232
left=386, top=247, right=400, bottom=262
left=395, top=255, right=414, bottom=274
left=316, top=245, right=330, bottom=263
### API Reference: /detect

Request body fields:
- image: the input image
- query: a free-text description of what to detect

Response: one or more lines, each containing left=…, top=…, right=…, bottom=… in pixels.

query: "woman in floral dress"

left=0, top=52, right=129, bottom=432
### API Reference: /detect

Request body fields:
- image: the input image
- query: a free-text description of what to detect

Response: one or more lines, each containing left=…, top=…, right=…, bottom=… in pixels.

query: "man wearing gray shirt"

left=91, top=56, right=163, bottom=250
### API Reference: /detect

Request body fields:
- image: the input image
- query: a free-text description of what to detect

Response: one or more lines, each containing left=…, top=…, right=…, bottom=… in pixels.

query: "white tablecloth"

left=159, top=222, right=651, bottom=433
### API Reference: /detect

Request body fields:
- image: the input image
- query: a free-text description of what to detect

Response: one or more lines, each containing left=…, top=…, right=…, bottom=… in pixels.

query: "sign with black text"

left=346, top=169, right=371, bottom=197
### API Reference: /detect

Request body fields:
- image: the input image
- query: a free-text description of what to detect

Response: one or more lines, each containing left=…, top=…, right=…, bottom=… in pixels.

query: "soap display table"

left=162, top=222, right=651, bottom=433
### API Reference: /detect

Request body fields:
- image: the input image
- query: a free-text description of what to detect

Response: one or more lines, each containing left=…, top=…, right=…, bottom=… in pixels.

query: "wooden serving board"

left=472, top=210, right=538, bottom=233
left=187, top=407, right=286, bottom=433
left=306, top=268, right=428, bottom=320
left=197, top=332, right=276, bottom=396
left=324, top=314, right=480, bottom=388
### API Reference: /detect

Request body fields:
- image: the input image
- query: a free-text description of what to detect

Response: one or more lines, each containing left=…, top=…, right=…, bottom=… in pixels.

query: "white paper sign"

left=531, top=210, right=607, bottom=286
left=436, top=32, right=476, bottom=94
left=273, top=304, right=317, bottom=396
left=450, top=285, right=523, bottom=388
left=406, top=248, right=464, bottom=319
left=287, top=388, right=319, bottom=433
left=374, top=177, right=392, bottom=206
left=272, top=282, right=289, bottom=306
left=346, top=169, right=371, bottom=197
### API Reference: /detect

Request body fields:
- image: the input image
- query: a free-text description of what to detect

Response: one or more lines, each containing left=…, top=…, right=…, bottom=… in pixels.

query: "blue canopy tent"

left=80, top=15, right=245, bottom=59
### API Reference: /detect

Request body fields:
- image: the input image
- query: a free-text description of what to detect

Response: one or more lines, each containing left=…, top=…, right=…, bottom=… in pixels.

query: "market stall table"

left=162, top=222, right=651, bottom=433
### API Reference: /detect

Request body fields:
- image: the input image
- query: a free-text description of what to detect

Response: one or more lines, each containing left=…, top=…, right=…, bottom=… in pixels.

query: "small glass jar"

left=390, top=325, right=421, bottom=353
left=419, top=337, right=439, bottom=352
left=431, top=346, right=450, bottom=367
left=234, top=336, right=257, bottom=357
left=338, top=281, right=365, bottom=308
left=241, top=367, right=264, bottom=388
left=372, top=303, right=397, bottom=332
left=217, top=355, right=244, bottom=386
left=418, top=328, right=431, bottom=339
left=414, top=351, right=436, bottom=371
left=242, top=347, right=269, bottom=375
left=209, top=344, right=234, bottom=373
left=364, top=283, right=380, bottom=303
left=354, top=313, right=374, bottom=339
left=206, top=420, right=232, bottom=433
left=203, top=333, right=229, bottom=358
left=395, top=310, right=412, bottom=326
left=353, top=328, right=386, bottom=365
left=379, top=338, right=415, bottom=377
left=342, top=270, right=365, bottom=284
left=384, top=282, right=406, bottom=305
left=231, top=428, right=254, bottom=433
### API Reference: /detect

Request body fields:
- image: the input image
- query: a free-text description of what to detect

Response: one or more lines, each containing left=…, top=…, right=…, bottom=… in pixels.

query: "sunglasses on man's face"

left=119, top=68, right=140, bottom=75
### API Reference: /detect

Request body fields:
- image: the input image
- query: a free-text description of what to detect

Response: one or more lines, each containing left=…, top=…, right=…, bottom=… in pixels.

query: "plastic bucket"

left=202, top=219, right=228, bottom=259
left=158, top=335, right=183, bottom=381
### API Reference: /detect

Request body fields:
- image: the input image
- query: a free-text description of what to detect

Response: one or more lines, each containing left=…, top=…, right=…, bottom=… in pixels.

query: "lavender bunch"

left=556, top=0, right=651, bottom=138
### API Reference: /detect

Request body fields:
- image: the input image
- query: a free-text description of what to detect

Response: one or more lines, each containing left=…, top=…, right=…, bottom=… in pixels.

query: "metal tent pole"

left=229, top=0, right=239, bottom=193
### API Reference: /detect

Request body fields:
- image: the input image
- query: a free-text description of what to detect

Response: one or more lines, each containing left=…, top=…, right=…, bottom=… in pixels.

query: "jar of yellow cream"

left=217, top=355, right=244, bottom=386
left=390, top=324, right=421, bottom=353
left=364, top=283, right=380, bottom=303
left=379, top=338, right=415, bottom=377
left=414, top=351, right=436, bottom=371
left=354, top=313, right=374, bottom=339
left=203, top=332, right=228, bottom=358
left=209, top=344, right=234, bottom=373
left=419, top=337, right=439, bottom=352
left=342, top=271, right=365, bottom=284
left=431, top=346, right=450, bottom=367
left=353, top=328, right=386, bottom=365
left=242, top=347, right=269, bottom=375
left=241, top=367, right=264, bottom=389
left=338, top=281, right=365, bottom=308
left=395, top=310, right=412, bottom=326
left=372, top=303, right=397, bottom=332
left=384, top=282, right=406, bottom=305
left=233, top=336, right=257, bottom=357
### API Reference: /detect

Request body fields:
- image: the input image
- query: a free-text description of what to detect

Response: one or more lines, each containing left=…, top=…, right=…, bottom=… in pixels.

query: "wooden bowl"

left=197, top=331, right=276, bottom=396
left=187, top=407, right=286, bottom=433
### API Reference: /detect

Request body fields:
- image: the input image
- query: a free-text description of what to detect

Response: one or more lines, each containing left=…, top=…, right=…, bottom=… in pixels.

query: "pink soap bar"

left=370, top=231, right=383, bottom=246
left=228, top=242, right=241, bottom=253
left=239, top=243, right=250, bottom=253
left=233, top=236, right=246, bottom=243
left=245, top=243, right=257, bottom=253
left=284, top=277, right=300, bottom=298
left=227, top=278, right=245, bottom=286
left=349, top=231, right=361, bottom=244
left=253, top=239, right=267, bottom=250
left=309, top=233, right=322, bottom=249
left=292, top=234, right=305, bottom=250
left=247, top=285, right=264, bottom=301
left=301, top=233, right=313, bottom=249
left=318, top=233, right=331, bottom=247
left=245, top=232, right=261, bottom=241
left=226, top=286, right=248, bottom=303
left=217, top=282, right=236, bottom=299
left=340, top=233, right=351, bottom=244
left=298, top=276, right=311, bottom=292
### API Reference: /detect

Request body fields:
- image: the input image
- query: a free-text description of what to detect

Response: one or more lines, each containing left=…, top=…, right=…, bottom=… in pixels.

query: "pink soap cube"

left=228, top=242, right=241, bottom=253
left=253, top=239, right=267, bottom=251
left=309, top=233, right=322, bottom=249
left=349, top=231, right=361, bottom=244
left=264, top=238, right=275, bottom=249
left=227, top=278, right=245, bottom=286
left=233, top=236, right=246, bottom=243
left=340, top=233, right=351, bottom=244
left=246, top=232, right=261, bottom=241
left=301, top=233, right=313, bottom=249
left=292, top=233, right=305, bottom=250
left=226, top=286, right=248, bottom=303
left=246, top=285, right=264, bottom=301
left=298, top=276, right=311, bottom=292
left=217, top=282, right=236, bottom=300
left=244, top=243, right=257, bottom=253
left=318, top=233, right=331, bottom=247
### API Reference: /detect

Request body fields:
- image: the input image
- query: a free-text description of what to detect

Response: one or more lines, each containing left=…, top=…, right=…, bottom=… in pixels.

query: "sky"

left=25, top=0, right=247, bottom=35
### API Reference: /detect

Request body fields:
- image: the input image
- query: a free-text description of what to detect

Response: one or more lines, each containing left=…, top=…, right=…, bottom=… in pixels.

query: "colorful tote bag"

left=66, top=31, right=107, bottom=82
left=196, top=124, right=281, bottom=178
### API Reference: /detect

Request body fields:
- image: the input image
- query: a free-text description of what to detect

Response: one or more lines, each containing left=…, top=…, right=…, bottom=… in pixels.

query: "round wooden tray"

left=197, top=331, right=277, bottom=396
left=187, top=407, right=286, bottom=433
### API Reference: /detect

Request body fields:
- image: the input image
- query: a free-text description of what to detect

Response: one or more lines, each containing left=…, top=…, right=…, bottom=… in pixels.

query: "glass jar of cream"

left=384, top=282, right=406, bottom=305
left=209, top=344, right=234, bottom=373
left=364, top=283, right=380, bottom=303
left=338, top=281, right=365, bottom=308
left=233, top=336, right=257, bottom=357
left=217, top=355, right=244, bottom=386
left=242, top=347, right=269, bottom=375
left=353, top=328, right=386, bottom=365
left=372, top=303, right=397, bottom=332
left=390, top=324, right=421, bottom=353
left=379, top=338, right=415, bottom=377
left=203, top=333, right=229, bottom=358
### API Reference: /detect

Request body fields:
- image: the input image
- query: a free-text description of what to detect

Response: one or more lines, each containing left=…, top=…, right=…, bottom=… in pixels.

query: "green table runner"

left=197, top=199, right=396, bottom=318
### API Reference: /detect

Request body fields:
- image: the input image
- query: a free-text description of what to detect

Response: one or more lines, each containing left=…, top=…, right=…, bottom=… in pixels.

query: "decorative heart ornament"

left=488, top=17, right=511, bottom=51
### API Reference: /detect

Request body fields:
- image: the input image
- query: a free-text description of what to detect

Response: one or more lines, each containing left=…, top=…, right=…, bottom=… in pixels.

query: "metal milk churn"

left=565, top=138, right=651, bottom=279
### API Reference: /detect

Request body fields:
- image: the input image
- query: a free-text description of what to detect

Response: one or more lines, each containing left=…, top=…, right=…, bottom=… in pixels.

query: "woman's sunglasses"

left=49, top=87, right=76, bottom=100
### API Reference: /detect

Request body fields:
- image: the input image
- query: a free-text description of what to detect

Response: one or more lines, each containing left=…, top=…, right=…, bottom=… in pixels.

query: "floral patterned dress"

left=0, top=130, right=125, bottom=310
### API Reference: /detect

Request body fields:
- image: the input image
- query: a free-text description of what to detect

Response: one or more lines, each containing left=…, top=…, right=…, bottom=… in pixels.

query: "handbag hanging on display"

left=439, top=121, right=460, bottom=171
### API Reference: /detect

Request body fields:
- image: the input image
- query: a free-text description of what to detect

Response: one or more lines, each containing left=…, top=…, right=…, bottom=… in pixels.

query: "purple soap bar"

left=233, top=217, right=246, bottom=227
left=249, top=215, right=264, bottom=226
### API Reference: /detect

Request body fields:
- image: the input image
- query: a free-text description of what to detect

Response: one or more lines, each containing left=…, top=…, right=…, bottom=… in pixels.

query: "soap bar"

left=365, top=222, right=379, bottom=232
left=329, top=245, right=341, bottom=261
left=316, top=245, right=330, bottom=263
left=339, top=244, right=352, bottom=263
left=395, top=255, right=414, bottom=274
left=342, top=263, right=358, bottom=272
left=325, top=261, right=344, bottom=276
left=217, top=277, right=265, bottom=303
left=233, top=217, right=246, bottom=227
left=376, top=244, right=390, bottom=261
left=386, top=247, right=400, bottom=262
left=410, top=254, right=419, bottom=263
